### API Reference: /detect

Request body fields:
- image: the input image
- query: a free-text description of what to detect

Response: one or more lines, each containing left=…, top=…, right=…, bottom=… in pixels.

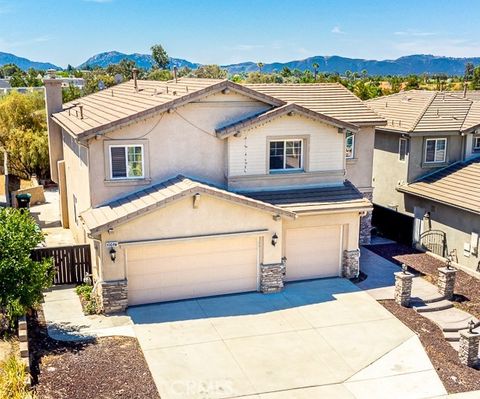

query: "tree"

left=62, top=83, right=82, bottom=102
left=312, top=63, right=319, bottom=81
left=147, top=69, right=173, bottom=81
left=151, top=44, right=170, bottom=69
left=471, top=66, right=480, bottom=90
left=82, top=70, right=116, bottom=95
left=0, top=91, right=49, bottom=179
left=257, top=62, right=264, bottom=73
left=465, top=62, right=475, bottom=81
left=106, top=59, right=138, bottom=81
left=192, top=65, right=227, bottom=79
left=0, top=208, right=54, bottom=329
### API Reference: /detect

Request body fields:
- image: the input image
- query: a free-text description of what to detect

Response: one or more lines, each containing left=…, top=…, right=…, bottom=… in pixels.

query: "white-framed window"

left=425, top=138, right=447, bottom=163
left=345, top=131, right=355, bottom=159
left=473, top=136, right=480, bottom=152
left=399, top=138, right=407, bottom=161
left=109, top=145, right=144, bottom=179
left=269, top=139, right=303, bottom=171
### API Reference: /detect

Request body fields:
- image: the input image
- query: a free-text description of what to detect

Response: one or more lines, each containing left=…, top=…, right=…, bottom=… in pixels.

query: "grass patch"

left=0, top=353, right=35, bottom=399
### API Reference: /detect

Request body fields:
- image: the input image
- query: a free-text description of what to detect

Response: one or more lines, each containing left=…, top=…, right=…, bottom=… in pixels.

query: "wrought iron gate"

left=419, top=230, right=446, bottom=257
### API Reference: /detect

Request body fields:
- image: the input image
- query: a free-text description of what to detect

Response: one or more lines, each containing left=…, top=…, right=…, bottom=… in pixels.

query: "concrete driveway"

left=128, top=278, right=447, bottom=399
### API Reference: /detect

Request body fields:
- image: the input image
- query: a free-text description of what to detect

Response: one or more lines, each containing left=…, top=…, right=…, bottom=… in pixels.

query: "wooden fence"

left=32, top=244, right=92, bottom=285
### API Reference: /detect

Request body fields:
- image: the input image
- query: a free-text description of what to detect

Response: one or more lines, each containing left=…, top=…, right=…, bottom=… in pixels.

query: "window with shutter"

left=110, top=145, right=144, bottom=179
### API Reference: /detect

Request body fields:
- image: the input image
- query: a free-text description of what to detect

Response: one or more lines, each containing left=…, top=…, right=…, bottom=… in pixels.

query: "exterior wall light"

left=271, top=233, right=278, bottom=246
left=401, top=263, right=408, bottom=274
left=109, top=248, right=117, bottom=262
left=445, top=256, right=452, bottom=270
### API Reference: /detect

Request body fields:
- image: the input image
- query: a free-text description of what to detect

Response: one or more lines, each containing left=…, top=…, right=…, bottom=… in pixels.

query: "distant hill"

left=0, top=51, right=60, bottom=71
left=223, top=55, right=480, bottom=76
left=78, top=51, right=200, bottom=70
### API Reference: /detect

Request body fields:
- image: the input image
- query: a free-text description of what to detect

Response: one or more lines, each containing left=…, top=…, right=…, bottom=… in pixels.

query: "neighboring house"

left=43, top=75, right=384, bottom=313
left=368, top=90, right=480, bottom=270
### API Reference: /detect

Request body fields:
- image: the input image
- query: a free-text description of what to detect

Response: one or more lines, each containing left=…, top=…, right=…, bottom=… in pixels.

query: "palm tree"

left=312, top=63, right=319, bottom=81
left=257, top=62, right=264, bottom=73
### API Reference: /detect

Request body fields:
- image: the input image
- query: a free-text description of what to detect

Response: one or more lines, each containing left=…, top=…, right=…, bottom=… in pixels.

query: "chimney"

left=173, top=66, right=178, bottom=83
left=43, top=74, right=64, bottom=183
left=463, top=82, right=468, bottom=98
left=132, top=68, right=138, bottom=91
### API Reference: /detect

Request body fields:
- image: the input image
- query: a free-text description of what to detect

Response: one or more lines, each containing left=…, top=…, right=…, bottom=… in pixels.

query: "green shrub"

left=75, top=284, right=97, bottom=315
left=0, top=353, right=35, bottom=399
left=0, top=208, right=54, bottom=329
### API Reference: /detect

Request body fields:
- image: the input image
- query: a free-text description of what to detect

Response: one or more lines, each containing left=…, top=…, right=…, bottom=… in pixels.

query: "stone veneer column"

left=459, top=330, right=480, bottom=367
left=359, top=192, right=373, bottom=245
left=437, top=267, right=457, bottom=300
left=394, top=271, right=413, bottom=307
left=342, top=249, right=360, bottom=278
left=96, top=280, right=128, bottom=314
left=260, top=261, right=286, bottom=293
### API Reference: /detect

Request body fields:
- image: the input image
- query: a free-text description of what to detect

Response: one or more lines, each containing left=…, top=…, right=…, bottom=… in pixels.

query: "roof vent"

left=132, top=68, right=138, bottom=91
left=173, top=66, right=178, bottom=83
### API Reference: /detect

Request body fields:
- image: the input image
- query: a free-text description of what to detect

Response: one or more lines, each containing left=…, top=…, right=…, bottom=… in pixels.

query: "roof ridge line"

left=409, top=91, right=438, bottom=132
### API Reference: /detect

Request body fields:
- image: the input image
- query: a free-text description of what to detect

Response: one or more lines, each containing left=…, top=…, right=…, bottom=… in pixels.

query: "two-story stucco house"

left=44, top=74, right=385, bottom=313
left=368, top=90, right=480, bottom=271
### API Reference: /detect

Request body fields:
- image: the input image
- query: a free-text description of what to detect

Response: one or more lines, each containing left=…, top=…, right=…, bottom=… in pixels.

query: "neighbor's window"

left=345, top=131, right=355, bottom=159
left=269, top=140, right=303, bottom=171
left=474, top=136, right=480, bottom=152
left=110, top=145, right=144, bottom=179
left=425, top=138, right=447, bottom=163
left=399, top=138, right=407, bottom=161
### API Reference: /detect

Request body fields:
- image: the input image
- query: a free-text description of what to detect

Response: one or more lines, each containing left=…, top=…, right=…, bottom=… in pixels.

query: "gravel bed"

left=366, top=244, right=480, bottom=319
left=27, top=308, right=159, bottom=399
left=381, top=300, right=480, bottom=394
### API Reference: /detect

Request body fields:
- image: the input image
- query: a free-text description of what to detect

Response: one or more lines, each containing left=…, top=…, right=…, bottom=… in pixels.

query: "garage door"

left=126, top=236, right=258, bottom=305
left=285, top=225, right=341, bottom=281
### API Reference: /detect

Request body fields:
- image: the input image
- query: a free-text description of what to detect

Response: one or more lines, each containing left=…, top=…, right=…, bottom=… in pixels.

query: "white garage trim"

left=118, top=229, right=269, bottom=247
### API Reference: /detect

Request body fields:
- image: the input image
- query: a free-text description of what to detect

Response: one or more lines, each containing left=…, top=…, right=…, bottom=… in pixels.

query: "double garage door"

left=126, top=226, right=342, bottom=306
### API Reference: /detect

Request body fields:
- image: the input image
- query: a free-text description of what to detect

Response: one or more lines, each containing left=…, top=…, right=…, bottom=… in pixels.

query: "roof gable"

left=53, top=79, right=285, bottom=140
left=216, top=102, right=358, bottom=138
left=80, top=175, right=295, bottom=235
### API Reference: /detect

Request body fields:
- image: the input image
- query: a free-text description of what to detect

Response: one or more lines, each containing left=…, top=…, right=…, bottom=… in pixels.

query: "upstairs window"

left=110, top=145, right=144, bottom=179
left=474, top=136, right=480, bottom=152
left=425, top=138, right=447, bottom=163
left=269, top=140, right=303, bottom=171
left=399, top=138, right=407, bottom=161
left=345, top=131, right=355, bottom=159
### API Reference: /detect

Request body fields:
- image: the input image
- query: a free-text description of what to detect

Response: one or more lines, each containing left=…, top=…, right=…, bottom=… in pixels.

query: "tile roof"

left=397, top=157, right=480, bottom=215
left=245, top=83, right=385, bottom=125
left=367, top=90, right=480, bottom=134
left=216, top=102, right=359, bottom=138
left=52, top=79, right=386, bottom=138
left=243, top=181, right=372, bottom=213
left=80, top=175, right=295, bottom=235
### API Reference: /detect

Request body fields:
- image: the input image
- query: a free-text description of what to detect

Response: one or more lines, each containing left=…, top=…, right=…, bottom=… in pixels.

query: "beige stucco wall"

left=98, top=194, right=283, bottom=281
left=85, top=91, right=270, bottom=207
left=404, top=195, right=480, bottom=271
left=62, top=130, right=91, bottom=243
left=372, top=130, right=409, bottom=211
left=345, top=126, right=375, bottom=192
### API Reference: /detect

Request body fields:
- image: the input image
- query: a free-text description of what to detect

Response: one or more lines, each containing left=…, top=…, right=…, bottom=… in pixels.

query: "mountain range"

left=2, top=50, right=480, bottom=76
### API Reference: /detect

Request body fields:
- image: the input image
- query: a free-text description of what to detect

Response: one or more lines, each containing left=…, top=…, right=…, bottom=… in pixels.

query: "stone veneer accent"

left=437, top=267, right=457, bottom=300
left=96, top=280, right=128, bottom=314
left=260, top=261, right=286, bottom=293
left=394, top=271, right=413, bottom=307
left=459, top=330, right=480, bottom=367
left=359, top=191, right=373, bottom=245
left=342, top=249, right=360, bottom=278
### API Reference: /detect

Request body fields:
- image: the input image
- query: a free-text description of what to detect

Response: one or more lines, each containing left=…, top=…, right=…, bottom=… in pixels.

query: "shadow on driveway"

left=127, top=278, right=360, bottom=324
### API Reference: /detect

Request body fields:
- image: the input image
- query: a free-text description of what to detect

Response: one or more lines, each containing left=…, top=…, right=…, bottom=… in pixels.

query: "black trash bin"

left=16, top=193, right=32, bottom=209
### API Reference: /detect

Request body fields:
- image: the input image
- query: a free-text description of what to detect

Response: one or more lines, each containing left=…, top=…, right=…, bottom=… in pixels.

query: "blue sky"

left=1, top=0, right=479, bottom=68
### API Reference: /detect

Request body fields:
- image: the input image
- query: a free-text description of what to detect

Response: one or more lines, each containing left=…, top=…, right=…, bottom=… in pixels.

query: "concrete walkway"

left=42, top=286, right=134, bottom=341
left=358, top=246, right=479, bottom=356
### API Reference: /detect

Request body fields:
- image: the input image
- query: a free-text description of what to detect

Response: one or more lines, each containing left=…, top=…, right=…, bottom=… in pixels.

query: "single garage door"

left=126, top=235, right=258, bottom=305
left=285, top=225, right=341, bottom=281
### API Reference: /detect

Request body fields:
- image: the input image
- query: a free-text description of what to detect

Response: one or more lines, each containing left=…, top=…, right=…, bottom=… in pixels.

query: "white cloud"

left=394, top=30, right=437, bottom=37
left=391, top=37, right=480, bottom=58
left=331, top=26, right=345, bottom=34
left=0, top=35, right=51, bottom=50
left=231, top=44, right=265, bottom=51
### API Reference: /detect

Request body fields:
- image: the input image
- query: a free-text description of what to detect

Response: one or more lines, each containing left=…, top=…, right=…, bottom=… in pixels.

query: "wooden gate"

left=420, top=230, right=446, bottom=257
left=32, top=244, right=92, bottom=285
